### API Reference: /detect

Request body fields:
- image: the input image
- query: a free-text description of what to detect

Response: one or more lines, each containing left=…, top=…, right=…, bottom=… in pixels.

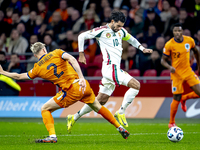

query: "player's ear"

left=43, top=48, right=47, bottom=53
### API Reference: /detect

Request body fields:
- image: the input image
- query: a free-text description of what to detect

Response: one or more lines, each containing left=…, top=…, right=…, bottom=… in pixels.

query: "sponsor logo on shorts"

left=172, top=87, right=177, bottom=92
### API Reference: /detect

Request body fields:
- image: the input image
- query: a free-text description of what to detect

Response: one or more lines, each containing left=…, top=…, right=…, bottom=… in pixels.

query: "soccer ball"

left=167, top=126, right=184, bottom=142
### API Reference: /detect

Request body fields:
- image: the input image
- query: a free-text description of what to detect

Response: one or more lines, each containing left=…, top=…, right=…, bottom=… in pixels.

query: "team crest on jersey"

left=90, top=29, right=93, bottom=33
left=118, top=32, right=121, bottom=37
left=185, top=43, right=190, bottom=52
left=106, top=33, right=111, bottom=38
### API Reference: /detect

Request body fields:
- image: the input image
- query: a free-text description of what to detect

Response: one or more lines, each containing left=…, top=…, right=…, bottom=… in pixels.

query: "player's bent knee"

left=41, top=105, right=46, bottom=112
left=88, top=99, right=102, bottom=112
left=136, top=82, right=141, bottom=90
left=128, top=78, right=140, bottom=90
left=100, top=101, right=106, bottom=105
left=130, top=81, right=140, bottom=90
left=41, top=104, right=50, bottom=112
left=97, top=93, right=109, bottom=104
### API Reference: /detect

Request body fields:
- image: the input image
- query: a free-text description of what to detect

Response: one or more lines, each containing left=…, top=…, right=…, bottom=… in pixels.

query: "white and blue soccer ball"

left=167, top=126, right=184, bottom=142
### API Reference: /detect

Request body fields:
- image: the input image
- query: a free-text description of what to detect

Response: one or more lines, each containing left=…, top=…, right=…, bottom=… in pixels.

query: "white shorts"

left=99, top=64, right=133, bottom=96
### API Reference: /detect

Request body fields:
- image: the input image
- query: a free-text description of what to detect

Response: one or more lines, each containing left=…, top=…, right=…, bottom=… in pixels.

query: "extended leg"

left=67, top=93, right=110, bottom=133
left=115, top=78, right=140, bottom=127
left=168, top=94, right=181, bottom=128
left=35, top=98, right=61, bottom=143
left=88, top=98, right=130, bottom=139
left=181, top=84, right=200, bottom=112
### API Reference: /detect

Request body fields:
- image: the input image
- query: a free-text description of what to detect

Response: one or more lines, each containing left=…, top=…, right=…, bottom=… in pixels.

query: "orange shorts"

left=53, top=80, right=95, bottom=108
left=172, top=71, right=200, bottom=94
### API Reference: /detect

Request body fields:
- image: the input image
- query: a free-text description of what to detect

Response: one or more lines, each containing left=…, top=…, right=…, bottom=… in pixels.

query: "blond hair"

left=30, top=42, right=45, bottom=54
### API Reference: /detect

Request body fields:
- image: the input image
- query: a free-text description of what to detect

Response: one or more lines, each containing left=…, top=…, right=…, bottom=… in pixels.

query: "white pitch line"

left=0, top=132, right=199, bottom=138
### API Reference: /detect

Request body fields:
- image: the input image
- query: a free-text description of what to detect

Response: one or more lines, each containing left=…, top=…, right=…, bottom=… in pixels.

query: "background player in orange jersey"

left=0, top=42, right=130, bottom=143
left=161, top=23, right=200, bottom=128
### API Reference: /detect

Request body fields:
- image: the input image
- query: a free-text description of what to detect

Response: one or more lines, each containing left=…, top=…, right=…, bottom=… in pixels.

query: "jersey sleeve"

left=78, top=27, right=105, bottom=52
left=89, top=27, right=107, bottom=38
left=163, top=41, right=171, bottom=56
left=27, top=64, right=38, bottom=79
left=53, top=49, right=66, bottom=59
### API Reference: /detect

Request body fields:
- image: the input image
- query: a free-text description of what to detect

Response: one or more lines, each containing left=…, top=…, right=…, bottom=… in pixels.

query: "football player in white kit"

left=67, top=10, right=153, bottom=133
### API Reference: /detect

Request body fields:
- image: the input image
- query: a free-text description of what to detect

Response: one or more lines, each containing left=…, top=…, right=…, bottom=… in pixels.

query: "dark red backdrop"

left=17, top=80, right=193, bottom=97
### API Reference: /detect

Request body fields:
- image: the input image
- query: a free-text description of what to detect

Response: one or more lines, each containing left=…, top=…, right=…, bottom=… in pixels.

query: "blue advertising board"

left=0, top=97, right=63, bottom=117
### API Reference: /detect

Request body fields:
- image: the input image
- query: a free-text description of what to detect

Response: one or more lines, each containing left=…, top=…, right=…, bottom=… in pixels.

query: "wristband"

left=138, top=45, right=145, bottom=51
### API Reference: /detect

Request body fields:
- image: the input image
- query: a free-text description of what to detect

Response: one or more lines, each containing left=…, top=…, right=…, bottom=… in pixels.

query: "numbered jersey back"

left=28, top=49, right=78, bottom=89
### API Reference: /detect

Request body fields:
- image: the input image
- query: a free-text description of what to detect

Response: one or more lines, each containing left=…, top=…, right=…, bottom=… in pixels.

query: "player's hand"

left=79, top=78, right=86, bottom=94
left=143, top=49, right=153, bottom=53
left=169, top=66, right=175, bottom=73
left=78, top=53, right=86, bottom=64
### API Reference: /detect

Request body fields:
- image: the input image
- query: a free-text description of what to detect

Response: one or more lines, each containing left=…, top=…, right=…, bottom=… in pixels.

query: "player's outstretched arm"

left=0, top=65, right=30, bottom=80
left=62, top=53, right=86, bottom=93
left=124, top=33, right=153, bottom=53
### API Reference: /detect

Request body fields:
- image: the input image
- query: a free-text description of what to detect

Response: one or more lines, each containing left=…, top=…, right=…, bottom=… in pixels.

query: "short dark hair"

left=0, top=51, right=6, bottom=56
left=111, top=10, right=126, bottom=23
left=173, top=23, right=182, bottom=29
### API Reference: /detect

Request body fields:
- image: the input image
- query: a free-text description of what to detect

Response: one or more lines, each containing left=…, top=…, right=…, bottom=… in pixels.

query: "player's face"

left=173, top=26, right=183, bottom=41
left=111, top=20, right=124, bottom=32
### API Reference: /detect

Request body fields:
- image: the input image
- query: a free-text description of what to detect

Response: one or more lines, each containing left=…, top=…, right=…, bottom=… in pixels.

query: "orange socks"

left=41, top=110, right=56, bottom=136
left=181, top=91, right=199, bottom=101
left=169, top=99, right=180, bottom=124
left=98, top=106, right=120, bottom=128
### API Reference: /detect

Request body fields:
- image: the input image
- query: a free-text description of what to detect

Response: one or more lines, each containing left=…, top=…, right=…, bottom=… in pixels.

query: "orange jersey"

left=163, top=35, right=195, bottom=79
left=27, top=49, right=78, bottom=90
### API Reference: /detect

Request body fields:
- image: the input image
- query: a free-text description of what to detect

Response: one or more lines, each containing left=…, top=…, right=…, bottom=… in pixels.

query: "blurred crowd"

left=0, top=0, right=200, bottom=77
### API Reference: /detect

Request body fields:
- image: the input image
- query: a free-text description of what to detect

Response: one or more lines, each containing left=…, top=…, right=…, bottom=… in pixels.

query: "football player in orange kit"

left=161, top=23, right=200, bottom=128
left=0, top=42, right=130, bottom=143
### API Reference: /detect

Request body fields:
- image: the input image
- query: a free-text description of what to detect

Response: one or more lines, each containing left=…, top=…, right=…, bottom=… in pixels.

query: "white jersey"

left=78, top=24, right=142, bottom=66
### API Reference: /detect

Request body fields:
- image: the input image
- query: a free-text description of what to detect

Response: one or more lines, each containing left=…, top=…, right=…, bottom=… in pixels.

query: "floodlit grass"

left=0, top=118, right=200, bottom=150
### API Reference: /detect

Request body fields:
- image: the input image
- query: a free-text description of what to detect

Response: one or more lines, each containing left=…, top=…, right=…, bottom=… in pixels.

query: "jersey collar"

left=106, top=23, right=113, bottom=32
left=106, top=23, right=110, bottom=29
left=39, top=54, right=46, bottom=60
left=174, top=37, right=184, bottom=43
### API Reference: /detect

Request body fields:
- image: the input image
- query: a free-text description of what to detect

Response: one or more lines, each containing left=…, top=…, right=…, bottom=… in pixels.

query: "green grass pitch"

left=0, top=118, right=200, bottom=150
